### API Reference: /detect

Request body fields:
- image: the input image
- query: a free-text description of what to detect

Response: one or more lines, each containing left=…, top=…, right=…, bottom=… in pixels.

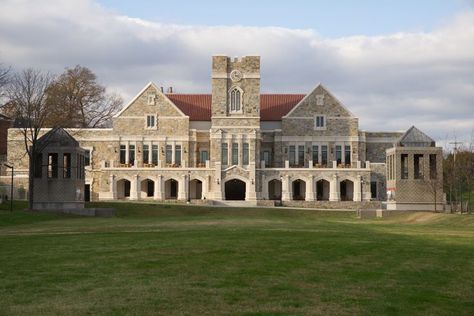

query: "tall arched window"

left=230, top=87, right=242, bottom=113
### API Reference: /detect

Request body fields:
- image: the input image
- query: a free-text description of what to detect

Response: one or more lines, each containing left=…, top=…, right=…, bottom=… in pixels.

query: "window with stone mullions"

left=289, top=146, right=296, bottom=166
left=321, top=145, right=328, bottom=165
left=232, top=143, right=238, bottom=165
left=222, top=143, right=228, bottom=165
left=230, top=88, right=241, bottom=112
left=298, top=145, right=305, bottom=166
left=129, top=145, right=135, bottom=166
left=119, top=145, right=126, bottom=164
left=335, top=145, right=342, bottom=165
left=152, top=145, right=158, bottom=165
left=143, top=144, right=149, bottom=164
left=344, top=145, right=351, bottom=165
left=312, top=145, right=319, bottom=164
left=175, top=145, right=182, bottom=165
left=315, top=115, right=325, bottom=128
left=146, top=115, right=155, bottom=128
left=243, top=143, right=249, bottom=165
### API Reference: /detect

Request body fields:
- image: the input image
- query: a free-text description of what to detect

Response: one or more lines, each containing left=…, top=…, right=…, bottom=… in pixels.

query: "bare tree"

left=0, top=64, right=10, bottom=100
left=4, top=68, right=54, bottom=209
left=426, top=176, right=443, bottom=212
left=45, top=65, right=122, bottom=128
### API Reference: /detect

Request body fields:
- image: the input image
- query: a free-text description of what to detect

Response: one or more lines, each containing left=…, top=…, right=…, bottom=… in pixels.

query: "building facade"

left=5, top=55, right=443, bottom=208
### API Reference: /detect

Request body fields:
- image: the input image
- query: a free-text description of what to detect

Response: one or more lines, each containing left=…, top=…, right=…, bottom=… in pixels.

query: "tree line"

left=443, top=145, right=474, bottom=213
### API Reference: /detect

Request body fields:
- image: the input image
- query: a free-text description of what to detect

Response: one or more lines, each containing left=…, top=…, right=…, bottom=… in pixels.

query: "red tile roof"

left=260, top=94, right=306, bottom=121
left=166, top=94, right=212, bottom=121
left=166, top=93, right=305, bottom=121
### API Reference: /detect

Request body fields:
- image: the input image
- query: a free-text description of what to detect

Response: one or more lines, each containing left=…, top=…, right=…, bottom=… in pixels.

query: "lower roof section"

left=166, top=94, right=305, bottom=121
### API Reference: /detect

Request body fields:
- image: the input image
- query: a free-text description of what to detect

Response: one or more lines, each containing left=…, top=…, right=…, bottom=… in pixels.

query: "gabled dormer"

left=112, top=82, right=189, bottom=136
left=282, top=84, right=358, bottom=136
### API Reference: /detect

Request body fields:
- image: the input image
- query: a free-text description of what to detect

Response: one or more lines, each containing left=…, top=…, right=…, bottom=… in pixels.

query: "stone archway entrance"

left=340, top=180, right=354, bottom=201
left=225, top=179, right=246, bottom=200
left=117, top=179, right=131, bottom=199
left=316, top=179, right=330, bottom=201
left=140, top=179, right=154, bottom=198
left=165, top=179, right=179, bottom=199
left=268, top=179, right=282, bottom=200
left=190, top=179, right=203, bottom=200
left=292, top=179, right=306, bottom=200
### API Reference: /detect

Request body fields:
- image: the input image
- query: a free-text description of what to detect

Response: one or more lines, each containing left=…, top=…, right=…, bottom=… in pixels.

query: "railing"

left=260, top=160, right=371, bottom=169
left=337, top=164, right=352, bottom=168
left=313, top=163, right=330, bottom=168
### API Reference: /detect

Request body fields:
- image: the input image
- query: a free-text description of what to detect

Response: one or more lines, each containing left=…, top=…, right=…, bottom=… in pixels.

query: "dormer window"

left=147, top=93, right=156, bottom=105
left=229, top=87, right=242, bottom=113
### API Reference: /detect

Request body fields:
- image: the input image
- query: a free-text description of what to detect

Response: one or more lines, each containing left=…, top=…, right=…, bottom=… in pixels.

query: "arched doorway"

left=292, top=179, right=306, bottom=200
left=316, top=179, right=330, bottom=201
left=190, top=179, right=203, bottom=199
left=268, top=179, right=282, bottom=200
left=140, top=179, right=154, bottom=198
left=225, top=179, right=246, bottom=200
left=340, top=179, right=354, bottom=201
left=165, top=179, right=179, bottom=199
left=117, top=179, right=131, bottom=199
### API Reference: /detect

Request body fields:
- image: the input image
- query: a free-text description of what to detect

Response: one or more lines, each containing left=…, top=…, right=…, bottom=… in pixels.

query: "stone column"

left=246, top=162, right=257, bottom=201
left=329, top=174, right=340, bottom=201
left=109, top=174, right=116, bottom=199
left=201, top=176, right=208, bottom=199
left=262, top=176, right=268, bottom=199
left=305, top=175, right=315, bottom=201
left=130, top=174, right=140, bottom=200
left=178, top=174, right=187, bottom=200
left=154, top=175, right=164, bottom=200
left=354, top=175, right=362, bottom=202
left=281, top=175, right=291, bottom=201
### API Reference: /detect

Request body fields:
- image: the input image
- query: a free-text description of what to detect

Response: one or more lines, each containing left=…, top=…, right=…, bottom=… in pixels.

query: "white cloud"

left=0, top=0, right=473, bottom=144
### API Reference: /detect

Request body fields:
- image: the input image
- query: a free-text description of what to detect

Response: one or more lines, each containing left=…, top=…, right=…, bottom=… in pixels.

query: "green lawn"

left=0, top=202, right=473, bottom=315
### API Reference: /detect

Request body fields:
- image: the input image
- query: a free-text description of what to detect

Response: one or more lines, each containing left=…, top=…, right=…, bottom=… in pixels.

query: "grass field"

left=0, top=201, right=473, bottom=315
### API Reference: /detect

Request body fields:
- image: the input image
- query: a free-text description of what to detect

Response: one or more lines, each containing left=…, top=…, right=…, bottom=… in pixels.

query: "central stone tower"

left=209, top=55, right=261, bottom=200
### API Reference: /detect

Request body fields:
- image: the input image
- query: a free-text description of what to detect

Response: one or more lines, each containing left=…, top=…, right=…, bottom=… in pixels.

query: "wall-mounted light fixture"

left=216, top=178, right=220, bottom=185
left=251, top=179, right=254, bottom=185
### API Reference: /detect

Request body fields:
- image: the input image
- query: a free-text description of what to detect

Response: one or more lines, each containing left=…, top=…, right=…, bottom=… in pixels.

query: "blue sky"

left=96, top=0, right=472, bottom=37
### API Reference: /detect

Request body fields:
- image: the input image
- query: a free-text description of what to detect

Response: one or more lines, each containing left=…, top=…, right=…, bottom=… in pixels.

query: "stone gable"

left=118, top=84, right=185, bottom=118
left=286, top=84, right=353, bottom=118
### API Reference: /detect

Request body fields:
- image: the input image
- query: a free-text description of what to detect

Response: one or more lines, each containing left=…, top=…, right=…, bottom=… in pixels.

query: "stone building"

left=386, top=126, right=443, bottom=211
left=4, top=55, right=443, bottom=209
left=32, top=128, right=85, bottom=210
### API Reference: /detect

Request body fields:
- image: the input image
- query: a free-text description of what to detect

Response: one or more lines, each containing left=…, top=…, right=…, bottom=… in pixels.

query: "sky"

left=0, top=0, right=473, bottom=146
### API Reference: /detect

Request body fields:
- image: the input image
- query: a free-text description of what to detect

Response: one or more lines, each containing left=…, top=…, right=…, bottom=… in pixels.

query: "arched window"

left=229, top=87, right=242, bottom=113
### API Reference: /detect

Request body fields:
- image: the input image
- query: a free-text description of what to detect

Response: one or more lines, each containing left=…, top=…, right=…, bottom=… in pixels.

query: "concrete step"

left=211, top=200, right=258, bottom=207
